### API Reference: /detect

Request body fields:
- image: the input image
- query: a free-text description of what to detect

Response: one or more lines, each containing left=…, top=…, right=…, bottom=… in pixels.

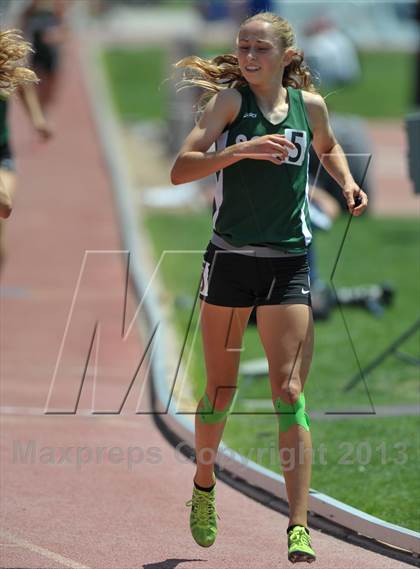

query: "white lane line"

left=0, top=407, right=96, bottom=416
left=0, top=406, right=46, bottom=415
left=0, top=530, right=92, bottom=569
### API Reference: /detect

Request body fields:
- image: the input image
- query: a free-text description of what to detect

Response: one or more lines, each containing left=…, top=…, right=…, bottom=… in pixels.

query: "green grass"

left=310, top=216, right=420, bottom=409
left=321, top=51, right=415, bottom=118
left=224, top=414, right=420, bottom=531
left=143, top=211, right=420, bottom=531
left=102, top=49, right=166, bottom=121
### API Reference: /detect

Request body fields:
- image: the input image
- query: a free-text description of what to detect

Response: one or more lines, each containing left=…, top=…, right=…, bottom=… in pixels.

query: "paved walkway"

left=0, top=36, right=413, bottom=569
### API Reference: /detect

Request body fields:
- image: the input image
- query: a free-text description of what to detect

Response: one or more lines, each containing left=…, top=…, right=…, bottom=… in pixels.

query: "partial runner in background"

left=0, top=28, right=51, bottom=272
left=19, top=0, right=67, bottom=110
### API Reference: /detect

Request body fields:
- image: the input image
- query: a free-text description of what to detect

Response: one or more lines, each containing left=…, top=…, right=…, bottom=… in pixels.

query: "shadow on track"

left=143, top=559, right=206, bottom=568
left=2, top=562, right=207, bottom=569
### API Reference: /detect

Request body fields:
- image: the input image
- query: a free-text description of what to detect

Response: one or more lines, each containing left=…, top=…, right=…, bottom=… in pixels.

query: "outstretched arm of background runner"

left=170, top=89, right=295, bottom=185
left=18, top=84, right=52, bottom=140
left=303, top=91, right=368, bottom=216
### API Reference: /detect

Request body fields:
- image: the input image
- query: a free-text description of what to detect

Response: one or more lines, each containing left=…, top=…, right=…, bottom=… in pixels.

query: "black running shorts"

left=0, top=142, right=14, bottom=172
left=199, top=242, right=312, bottom=308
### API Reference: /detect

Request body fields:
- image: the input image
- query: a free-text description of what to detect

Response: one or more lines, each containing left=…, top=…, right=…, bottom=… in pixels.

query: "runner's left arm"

left=303, top=91, right=368, bottom=216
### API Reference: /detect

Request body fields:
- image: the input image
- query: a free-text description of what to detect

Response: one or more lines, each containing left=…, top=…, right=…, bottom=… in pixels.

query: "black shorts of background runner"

left=32, top=30, right=59, bottom=74
left=26, top=10, right=61, bottom=74
left=0, top=141, right=15, bottom=172
left=199, top=242, right=312, bottom=308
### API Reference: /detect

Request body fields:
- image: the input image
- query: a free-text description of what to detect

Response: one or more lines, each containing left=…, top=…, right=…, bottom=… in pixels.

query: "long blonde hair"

left=175, top=12, right=317, bottom=111
left=0, top=29, right=38, bottom=96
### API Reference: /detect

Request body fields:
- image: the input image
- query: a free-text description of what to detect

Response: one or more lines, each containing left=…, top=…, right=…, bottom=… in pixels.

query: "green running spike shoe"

left=288, top=525, right=316, bottom=563
left=185, top=484, right=218, bottom=547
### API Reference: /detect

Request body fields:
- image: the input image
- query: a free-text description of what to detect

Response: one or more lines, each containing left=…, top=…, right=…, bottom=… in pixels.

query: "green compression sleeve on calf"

left=198, top=389, right=238, bottom=424
left=274, top=392, right=310, bottom=433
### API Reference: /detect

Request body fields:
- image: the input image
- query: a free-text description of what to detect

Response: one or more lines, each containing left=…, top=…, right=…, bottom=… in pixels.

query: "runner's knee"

left=198, top=387, right=238, bottom=424
left=273, top=376, right=302, bottom=405
left=273, top=392, right=310, bottom=433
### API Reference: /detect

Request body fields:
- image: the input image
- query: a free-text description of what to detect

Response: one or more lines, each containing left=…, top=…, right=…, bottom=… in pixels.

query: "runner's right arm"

left=170, top=89, right=294, bottom=185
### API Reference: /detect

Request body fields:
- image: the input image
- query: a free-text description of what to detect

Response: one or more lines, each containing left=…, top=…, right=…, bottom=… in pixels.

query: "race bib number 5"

left=284, top=129, right=307, bottom=166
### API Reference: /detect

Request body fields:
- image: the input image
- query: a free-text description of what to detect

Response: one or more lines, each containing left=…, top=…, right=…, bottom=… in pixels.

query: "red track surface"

left=0, top=39, right=412, bottom=569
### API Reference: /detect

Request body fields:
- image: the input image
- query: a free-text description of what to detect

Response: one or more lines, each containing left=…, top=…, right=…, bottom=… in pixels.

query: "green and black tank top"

left=213, top=84, right=313, bottom=254
left=0, top=97, right=9, bottom=146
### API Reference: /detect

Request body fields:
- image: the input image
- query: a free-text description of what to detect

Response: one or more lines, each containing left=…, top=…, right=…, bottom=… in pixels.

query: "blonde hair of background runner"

left=0, top=29, right=38, bottom=96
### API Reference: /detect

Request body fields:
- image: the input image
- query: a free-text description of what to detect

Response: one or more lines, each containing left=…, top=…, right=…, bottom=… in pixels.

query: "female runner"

left=171, top=12, right=367, bottom=563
